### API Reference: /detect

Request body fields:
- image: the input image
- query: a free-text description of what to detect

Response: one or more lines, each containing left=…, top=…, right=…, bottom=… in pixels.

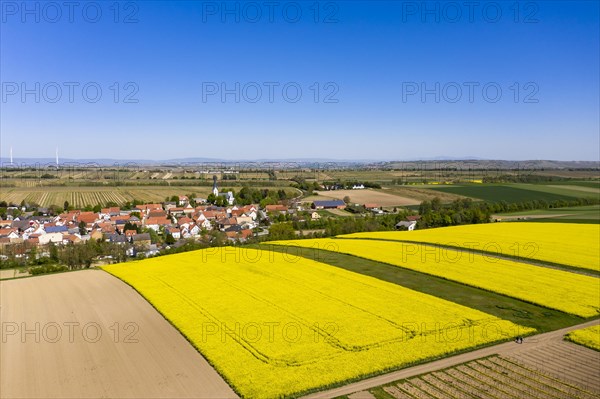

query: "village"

left=0, top=178, right=413, bottom=265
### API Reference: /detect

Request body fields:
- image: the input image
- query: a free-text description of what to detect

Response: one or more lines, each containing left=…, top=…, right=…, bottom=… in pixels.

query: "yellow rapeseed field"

left=343, top=223, right=600, bottom=271
left=268, top=239, right=600, bottom=318
left=103, top=248, right=531, bottom=398
left=565, top=325, right=600, bottom=351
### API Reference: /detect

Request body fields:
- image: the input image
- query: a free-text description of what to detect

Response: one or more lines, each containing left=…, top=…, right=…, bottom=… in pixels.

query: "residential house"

left=168, top=228, right=181, bottom=240
left=178, top=195, right=189, bottom=206
left=38, top=232, right=64, bottom=245
left=145, top=217, right=172, bottom=232
left=265, top=204, right=289, bottom=213
left=132, top=233, right=152, bottom=247
left=312, top=200, right=346, bottom=209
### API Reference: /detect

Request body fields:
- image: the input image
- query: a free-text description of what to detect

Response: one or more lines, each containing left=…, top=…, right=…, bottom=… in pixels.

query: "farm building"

left=312, top=200, right=347, bottom=210
left=395, top=220, right=417, bottom=231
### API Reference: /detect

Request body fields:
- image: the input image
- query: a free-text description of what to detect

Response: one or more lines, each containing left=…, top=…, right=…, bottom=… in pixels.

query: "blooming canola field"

left=268, top=239, right=600, bottom=317
left=565, top=325, right=600, bottom=351
left=343, top=223, right=600, bottom=272
left=103, top=248, right=530, bottom=398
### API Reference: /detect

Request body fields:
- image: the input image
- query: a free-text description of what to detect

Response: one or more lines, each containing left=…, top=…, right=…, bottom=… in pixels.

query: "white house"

left=226, top=191, right=235, bottom=205
left=38, top=232, right=64, bottom=245
left=198, top=219, right=212, bottom=230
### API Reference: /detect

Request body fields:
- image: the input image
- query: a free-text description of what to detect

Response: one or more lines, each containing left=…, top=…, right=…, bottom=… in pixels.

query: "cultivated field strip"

left=504, top=343, right=600, bottom=392
left=372, top=355, right=599, bottom=399
left=0, top=186, right=214, bottom=207
left=270, top=239, right=600, bottom=317
left=342, top=223, right=600, bottom=272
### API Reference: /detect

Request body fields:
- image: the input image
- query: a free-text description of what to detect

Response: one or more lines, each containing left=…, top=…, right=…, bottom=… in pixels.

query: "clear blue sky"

left=1, top=0, right=598, bottom=161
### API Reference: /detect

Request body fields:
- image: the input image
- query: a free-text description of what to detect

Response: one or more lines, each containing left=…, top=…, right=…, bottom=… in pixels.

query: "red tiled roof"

left=77, top=212, right=98, bottom=224
left=266, top=205, right=288, bottom=212
left=146, top=217, right=172, bottom=226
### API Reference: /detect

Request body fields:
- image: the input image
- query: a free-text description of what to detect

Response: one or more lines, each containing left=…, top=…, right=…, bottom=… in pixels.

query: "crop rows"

left=376, top=355, right=598, bottom=399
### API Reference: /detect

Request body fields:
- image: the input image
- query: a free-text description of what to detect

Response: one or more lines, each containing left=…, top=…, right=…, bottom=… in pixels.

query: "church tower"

left=212, top=175, right=219, bottom=196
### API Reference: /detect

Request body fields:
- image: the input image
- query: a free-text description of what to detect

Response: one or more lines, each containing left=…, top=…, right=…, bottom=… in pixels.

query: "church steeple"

left=212, top=175, right=219, bottom=196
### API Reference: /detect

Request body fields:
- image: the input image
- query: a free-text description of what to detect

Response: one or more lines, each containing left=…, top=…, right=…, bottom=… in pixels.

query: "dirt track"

left=0, top=270, right=237, bottom=399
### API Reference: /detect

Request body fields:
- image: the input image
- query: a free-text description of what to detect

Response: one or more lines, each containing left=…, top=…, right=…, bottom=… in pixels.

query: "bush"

left=29, top=265, right=69, bottom=275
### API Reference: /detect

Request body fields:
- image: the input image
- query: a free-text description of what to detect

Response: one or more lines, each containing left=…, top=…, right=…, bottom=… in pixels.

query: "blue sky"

left=1, top=0, right=598, bottom=161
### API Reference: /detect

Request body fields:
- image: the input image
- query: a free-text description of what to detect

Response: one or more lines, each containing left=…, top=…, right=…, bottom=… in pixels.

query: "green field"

left=542, top=180, right=600, bottom=189
left=427, top=184, right=593, bottom=203
left=498, top=205, right=600, bottom=223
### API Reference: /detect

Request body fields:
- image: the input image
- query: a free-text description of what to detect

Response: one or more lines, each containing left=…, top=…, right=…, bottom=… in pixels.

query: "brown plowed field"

left=0, top=270, right=237, bottom=399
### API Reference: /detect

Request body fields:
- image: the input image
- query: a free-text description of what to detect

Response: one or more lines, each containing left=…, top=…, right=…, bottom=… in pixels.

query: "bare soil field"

left=313, top=189, right=419, bottom=207
left=0, top=269, right=29, bottom=280
left=0, top=270, right=237, bottom=399
left=383, top=186, right=467, bottom=203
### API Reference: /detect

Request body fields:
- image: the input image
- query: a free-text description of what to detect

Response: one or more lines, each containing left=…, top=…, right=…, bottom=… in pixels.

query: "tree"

left=165, top=234, right=176, bottom=245
left=78, top=221, right=87, bottom=235
left=343, top=196, right=351, bottom=204
left=49, top=242, right=59, bottom=262
left=63, top=201, right=70, bottom=212
left=268, top=223, right=295, bottom=240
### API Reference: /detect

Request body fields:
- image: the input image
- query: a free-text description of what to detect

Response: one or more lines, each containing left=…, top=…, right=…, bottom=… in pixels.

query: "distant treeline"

left=482, top=175, right=596, bottom=183
left=486, top=197, right=600, bottom=213
left=416, top=196, right=600, bottom=228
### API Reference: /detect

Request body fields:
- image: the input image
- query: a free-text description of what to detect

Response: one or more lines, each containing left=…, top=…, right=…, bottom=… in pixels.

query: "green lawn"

left=259, top=245, right=589, bottom=333
left=427, top=184, right=587, bottom=203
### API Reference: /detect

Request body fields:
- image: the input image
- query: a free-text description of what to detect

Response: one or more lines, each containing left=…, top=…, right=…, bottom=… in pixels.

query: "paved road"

left=302, top=319, right=600, bottom=398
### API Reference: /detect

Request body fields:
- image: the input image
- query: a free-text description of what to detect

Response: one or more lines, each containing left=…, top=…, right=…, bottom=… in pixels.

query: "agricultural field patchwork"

left=343, top=222, right=600, bottom=272
left=268, top=239, right=600, bottom=317
left=565, top=325, right=600, bottom=351
left=103, top=248, right=530, bottom=399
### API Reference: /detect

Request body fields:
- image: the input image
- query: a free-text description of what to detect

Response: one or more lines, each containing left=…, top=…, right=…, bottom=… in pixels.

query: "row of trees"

left=418, top=198, right=490, bottom=228
left=1, top=240, right=128, bottom=270
left=481, top=197, right=599, bottom=214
